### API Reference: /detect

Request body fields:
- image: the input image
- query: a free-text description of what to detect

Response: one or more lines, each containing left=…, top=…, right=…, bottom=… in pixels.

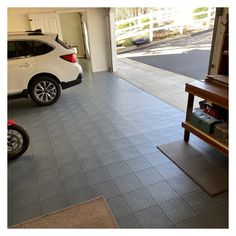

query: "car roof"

left=8, top=29, right=57, bottom=40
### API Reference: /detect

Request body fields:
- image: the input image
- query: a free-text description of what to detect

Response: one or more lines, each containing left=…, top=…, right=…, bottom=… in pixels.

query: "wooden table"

left=182, top=80, right=228, bottom=155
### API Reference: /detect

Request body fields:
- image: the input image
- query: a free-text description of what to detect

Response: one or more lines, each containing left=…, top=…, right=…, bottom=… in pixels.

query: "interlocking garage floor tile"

left=123, top=188, right=156, bottom=211
left=8, top=70, right=228, bottom=228
left=114, top=174, right=143, bottom=194
left=117, top=213, right=142, bottom=228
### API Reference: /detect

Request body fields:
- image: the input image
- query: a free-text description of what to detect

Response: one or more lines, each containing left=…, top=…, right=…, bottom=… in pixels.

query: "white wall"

left=59, top=12, right=85, bottom=58
left=8, top=8, right=112, bottom=72
left=8, top=8, right=31, bottom=31
left=86, top=8, right=110, bottom=72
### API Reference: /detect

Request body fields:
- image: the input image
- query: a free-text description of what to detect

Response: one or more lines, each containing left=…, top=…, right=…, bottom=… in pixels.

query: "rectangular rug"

left=157, top=140, right=228, bottom=196
left=12, top=196, right=118, bottom=228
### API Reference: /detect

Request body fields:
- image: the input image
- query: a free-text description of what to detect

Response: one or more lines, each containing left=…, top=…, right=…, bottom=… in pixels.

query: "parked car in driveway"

left=8, top=29, right=83, bottom=105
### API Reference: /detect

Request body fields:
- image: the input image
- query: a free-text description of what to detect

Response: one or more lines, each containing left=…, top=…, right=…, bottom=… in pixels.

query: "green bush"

left=153, top=23, right=159, bottom=28
left=193, top=7, right=208, bottom=19
left=143, top=25, right=150, bottom=29
left=117, top=22, right=135, bottom=29
left=122, top=38, right=134, bottom=47
left=141, top=18, right=150, bottom=23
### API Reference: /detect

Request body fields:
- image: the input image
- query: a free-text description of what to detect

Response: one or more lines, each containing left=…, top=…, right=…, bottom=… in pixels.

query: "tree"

left=115, top=8, right=152, bottom=21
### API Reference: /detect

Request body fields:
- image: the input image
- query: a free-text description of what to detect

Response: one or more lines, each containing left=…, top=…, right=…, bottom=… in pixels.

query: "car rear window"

left=55, top=35, right=71, bottom=49
left=33, top=41, right=54, bottom=56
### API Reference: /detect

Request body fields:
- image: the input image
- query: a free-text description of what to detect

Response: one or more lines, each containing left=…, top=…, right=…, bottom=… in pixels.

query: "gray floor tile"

left=9, top=203, right=41, bottom=227
left=34, top=157, right=57, bottom=172
left=126, top=156, right=151, bottom=172
left=85, top=166, right=112, bottom=185
left=8, top=157, right=36, bottom=179
left=32, top=147, right=55, bottom=160
left=146, top=181, right=179, bottom=203
left=142, top=130, right=162, bottom=142
left=91, top=180, right=121, bottom=199
left=38, top=179, right=65, bottom=201
left=58, top=161, right=82, bottom=179
left=123, top=188, right=156, bottom=211
left=80, top=121, right=97, bottom=131
left=106, top=161, right=132, bottom=178
left=105, top=130, right=125, bottom=141
left=117, top=214, right=142, bottom=228
left=66, top=186, right=94, bottom=205
left=114, top=174, right=143, bottom=194
left=107, top=195, right=132, bottom=218
left=134, top=205, right=173, bottom=228
left=118, top=146, right=142, bottom=160
left=84, top=128, right=103, bottom=138
left=55, top=152, right=77, bottom=166
left=111, top=137, right=133, bottom=150
left=50, top=136, right=69, bottom=147
left=40, top=194, right=69, bottom=215
left=62, top=173, right=88, bottom=193
left=99, top=151, right=123, bottom=165
left=94, top=118, right=113, bottom=127
left=94, top=142, right=116, bottom=155
left=79, top=156, right=103, bottom=172
left=8, top=70, right=228, bottom=229
left=121, top=128, right=140, bottom=137
left=144, top=151, right=170, bottom=166
left=10, top=173, right=37, bottom=193
left=52, top=143, right=73, bottom=156
left=154, top=161, right=184, bottom=179
left=199, top=203, right=228, bottom=228
left=37, top=167, right=60, bottom=185
left=10, top=187, right=39, bottom=210
left=135, top=142, right=157, bottom=155
left=75, top=146, right=98, bottom=160
left=134, top=167, right=164, bottom=186
left=70, top=138, right=91, bottom=151
left=159, top=197, right=196, bottom=224
left=127, top=133, right=150, bottom=145
left=100, top=123, right=118, bottom=133
left=174, top=216, right=209, bottom=228
left=89, top=134, right=109, bottom=146
left=182, top=189, right=228, bottom=214
left=167, top=174, right=200, bottom=195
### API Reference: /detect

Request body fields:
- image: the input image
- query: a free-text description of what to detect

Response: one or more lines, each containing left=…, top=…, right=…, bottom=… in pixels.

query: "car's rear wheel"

left=29, top=76, right=61, bottom=106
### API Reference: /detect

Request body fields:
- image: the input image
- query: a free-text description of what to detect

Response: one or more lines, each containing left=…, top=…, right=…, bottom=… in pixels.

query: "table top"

left=185, top=80, right=228, bottom=109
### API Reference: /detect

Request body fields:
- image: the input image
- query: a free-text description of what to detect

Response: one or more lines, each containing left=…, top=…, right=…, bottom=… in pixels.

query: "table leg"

left=184, top=93, right=194, bottom=142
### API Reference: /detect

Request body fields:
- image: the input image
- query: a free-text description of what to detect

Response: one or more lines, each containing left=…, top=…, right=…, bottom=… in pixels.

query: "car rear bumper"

left=61, top=73, right=82, bottom=89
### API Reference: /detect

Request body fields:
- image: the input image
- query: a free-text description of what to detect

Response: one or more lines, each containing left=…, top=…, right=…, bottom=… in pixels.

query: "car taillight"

left=60, top=53, right=77, bottom=63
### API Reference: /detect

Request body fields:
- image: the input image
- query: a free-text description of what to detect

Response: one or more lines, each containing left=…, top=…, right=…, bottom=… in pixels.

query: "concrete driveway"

left=119, top=30, right=213, bottom=80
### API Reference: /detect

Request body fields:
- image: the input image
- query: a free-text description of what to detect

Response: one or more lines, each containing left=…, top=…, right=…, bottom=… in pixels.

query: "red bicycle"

left=8, top=120, right=29, bottom=159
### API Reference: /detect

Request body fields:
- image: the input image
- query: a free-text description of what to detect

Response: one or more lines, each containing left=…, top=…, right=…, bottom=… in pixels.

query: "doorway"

left=29, top=11, right=90, bottom=60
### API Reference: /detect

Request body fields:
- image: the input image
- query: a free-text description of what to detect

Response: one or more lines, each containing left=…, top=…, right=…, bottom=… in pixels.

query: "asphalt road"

left=122, top=30, right=213, bottom=80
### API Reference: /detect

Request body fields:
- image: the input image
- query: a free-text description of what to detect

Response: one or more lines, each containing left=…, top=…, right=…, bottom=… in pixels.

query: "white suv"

left=8, top=29, right=83, bottom=105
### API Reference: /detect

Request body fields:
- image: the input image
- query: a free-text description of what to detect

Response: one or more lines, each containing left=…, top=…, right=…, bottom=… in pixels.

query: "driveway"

left=120, top=30, right=213, bottom=80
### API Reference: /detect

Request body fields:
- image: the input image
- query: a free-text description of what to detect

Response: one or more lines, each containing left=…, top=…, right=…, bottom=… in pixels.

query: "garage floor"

left=8, top=66, right=228, bottom=228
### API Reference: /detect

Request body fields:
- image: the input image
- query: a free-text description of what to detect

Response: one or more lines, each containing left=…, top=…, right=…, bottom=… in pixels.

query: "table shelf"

left=182, top=121, right=228, bottom=155
left=183, top=80, right=228, bottom=156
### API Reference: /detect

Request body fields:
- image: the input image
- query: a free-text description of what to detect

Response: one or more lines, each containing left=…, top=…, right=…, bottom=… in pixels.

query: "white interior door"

left=28, top=13, right=63, bottom=40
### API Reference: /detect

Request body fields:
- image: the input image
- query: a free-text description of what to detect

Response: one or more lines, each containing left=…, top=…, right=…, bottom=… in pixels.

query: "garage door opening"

left=115, top=7, right=216, bottom=80
left=113, top=7, right=219, bottom=111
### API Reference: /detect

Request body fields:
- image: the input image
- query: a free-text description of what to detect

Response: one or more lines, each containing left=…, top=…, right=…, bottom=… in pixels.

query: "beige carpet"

left=12, top=196, right=118, bottom=228
left=157, top=140, right=228, bottom=196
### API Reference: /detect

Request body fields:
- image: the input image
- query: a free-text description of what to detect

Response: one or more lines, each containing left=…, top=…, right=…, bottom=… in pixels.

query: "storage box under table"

left=190, top=109, right=220, bottom=134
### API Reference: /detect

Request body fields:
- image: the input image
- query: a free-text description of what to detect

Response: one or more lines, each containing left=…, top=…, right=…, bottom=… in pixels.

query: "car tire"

left=29, top=76, right=61, bottom=106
